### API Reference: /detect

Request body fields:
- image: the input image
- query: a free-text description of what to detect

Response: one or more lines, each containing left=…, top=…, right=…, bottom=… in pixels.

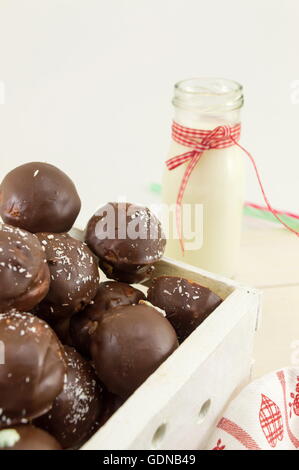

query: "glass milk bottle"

left=162, top=78, right=245, bottom=277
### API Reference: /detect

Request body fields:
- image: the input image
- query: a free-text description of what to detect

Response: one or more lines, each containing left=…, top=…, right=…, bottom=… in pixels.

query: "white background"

left=0, top=0, right=298, bottom=227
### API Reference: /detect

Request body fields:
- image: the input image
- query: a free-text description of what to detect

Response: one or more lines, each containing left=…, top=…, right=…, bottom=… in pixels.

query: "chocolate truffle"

left=0, top=224, right=50, bottom=312
left=34, top=233, right=100, bottom=319
left=0, top=311, right=66, bottom=427
left=36, top=346, right=103, bottom=449
left=147, top=276, right=223, bottom=342
left=85, top=202, right=166, bottom=283
left=90, top=304, right=179, bottom=398
left=70, top=281, right=146, bottom=357
left=0, top=425, right=61, bottom=450
left=0, top=162, right=81, bottom=233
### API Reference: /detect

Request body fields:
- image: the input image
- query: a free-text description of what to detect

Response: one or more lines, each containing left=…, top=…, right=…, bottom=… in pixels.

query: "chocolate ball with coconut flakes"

left=33, top=233, right=100, bottom=320
left=90, top=304, right=179, bottom=398
left=85, top=202, right=166, bottom=283
left=35, top=346, right=103, bottom=449
left=0, top=311, right=66, bottom=428
left=0, top=162, right=81, bottom=233
left=0, top=223, right=50, bottom=312
left=0, top=425, right=62, bottom=450
left=70, top=281, right=146, bottom=357
left=147, top=276, right=223, bottom=342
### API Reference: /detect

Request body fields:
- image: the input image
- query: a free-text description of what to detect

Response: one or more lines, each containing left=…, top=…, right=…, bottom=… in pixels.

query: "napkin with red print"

left=206, top=368, right=299, bottom=450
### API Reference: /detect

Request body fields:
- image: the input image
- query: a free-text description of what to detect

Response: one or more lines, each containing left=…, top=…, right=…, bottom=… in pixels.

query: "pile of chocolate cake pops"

left=0, top=162, right=222, bottom=450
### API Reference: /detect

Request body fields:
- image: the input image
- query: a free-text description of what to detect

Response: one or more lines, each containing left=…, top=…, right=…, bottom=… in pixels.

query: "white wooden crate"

left=81, top=256, right=261, bottom=451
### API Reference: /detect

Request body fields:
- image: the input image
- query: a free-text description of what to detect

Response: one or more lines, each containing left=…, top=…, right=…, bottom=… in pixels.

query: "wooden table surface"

left=236, top=217, right=299, bottom=378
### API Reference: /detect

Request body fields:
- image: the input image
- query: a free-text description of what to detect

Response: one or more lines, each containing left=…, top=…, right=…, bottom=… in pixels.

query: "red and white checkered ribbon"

left=166, top=121, right=299, bottom=251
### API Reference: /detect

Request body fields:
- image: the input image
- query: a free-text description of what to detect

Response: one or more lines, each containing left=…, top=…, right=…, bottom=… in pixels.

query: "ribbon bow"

left=166, top=121, right=299, bottom=252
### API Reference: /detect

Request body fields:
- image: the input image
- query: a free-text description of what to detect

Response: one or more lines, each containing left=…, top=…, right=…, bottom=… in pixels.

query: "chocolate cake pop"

left=70, top=281, right=146, bottom=357
left=34, top=233, right=100, bottom=319
left=36, top=346, right=103, bottom=449
left=85, top=202, right=166, bottom=283
left=0, top=425, right=62, bottom=450
left=0, top=223, right=50, bottom=312
left=90, top=304, right=178, bottom=398
left=0, top=311, right=66, bottom=427
left=85, top=281, right=146, bottom=313
left=147, top=276, right=223, bottom=342
left=0, top=162, right=81, bottom=233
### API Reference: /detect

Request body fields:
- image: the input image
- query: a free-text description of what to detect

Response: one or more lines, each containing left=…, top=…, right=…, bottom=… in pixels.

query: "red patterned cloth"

left=206, top=368, right=299, bottom=450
